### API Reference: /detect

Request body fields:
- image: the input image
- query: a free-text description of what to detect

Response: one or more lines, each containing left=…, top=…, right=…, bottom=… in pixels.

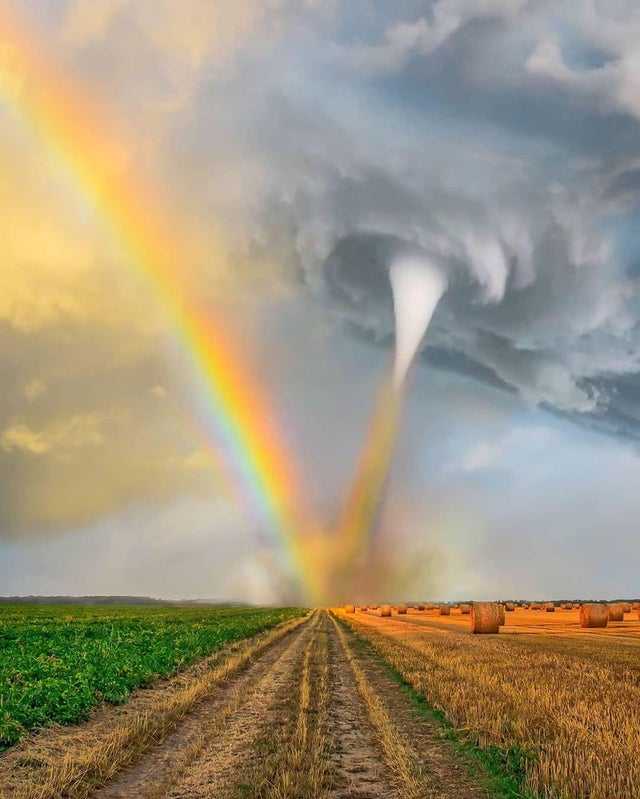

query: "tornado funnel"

left=389, top=256, right=447, bottom=387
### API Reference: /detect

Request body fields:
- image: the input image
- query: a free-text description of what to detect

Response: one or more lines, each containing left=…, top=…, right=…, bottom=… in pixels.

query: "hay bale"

left=545, top=603, right=555, bottom=613
left=580, top=604, right=608, bottom=628
left=379, top=605, right=391, bottom=617
left=622, top=603, right=632, bottom=614
left=505, top=602, right=515, bottom=612
left=470, top=602, right=501, bottom=634
left=459, top=604, right=471, bottom=614
left=498, top=604, right=506, bottom=626
left=396, top=604, right=407, bottom=615
left=608, top=603, right=624, bottom=622
left=344, top=604, right=355, bottom=613
left=417, top=604, right=425, bottom=611
left=439, top=605, right=451, bottom=616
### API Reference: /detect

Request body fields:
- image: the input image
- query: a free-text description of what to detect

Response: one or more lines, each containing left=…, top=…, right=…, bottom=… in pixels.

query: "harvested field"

left=338, top=607, right=640, bottom=798
left=367, top=604, right=640, bottom=640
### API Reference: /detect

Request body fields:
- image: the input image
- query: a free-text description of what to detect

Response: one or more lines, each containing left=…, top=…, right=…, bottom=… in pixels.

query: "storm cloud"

left=164, top=0, right=640, bottom=440
left=4, top=1, right=640, bottom=600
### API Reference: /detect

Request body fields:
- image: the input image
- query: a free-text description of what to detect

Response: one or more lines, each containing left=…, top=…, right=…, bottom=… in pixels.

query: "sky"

left=2, top=0, right=640, bottom=603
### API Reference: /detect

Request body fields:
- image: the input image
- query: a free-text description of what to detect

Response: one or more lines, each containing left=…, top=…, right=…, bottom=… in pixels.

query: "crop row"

left=0, top=604, right=304, bottom=749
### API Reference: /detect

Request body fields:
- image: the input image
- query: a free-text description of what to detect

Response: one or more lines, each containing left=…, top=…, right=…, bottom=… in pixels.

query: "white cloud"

left=459, top=441, right=503, bottom=472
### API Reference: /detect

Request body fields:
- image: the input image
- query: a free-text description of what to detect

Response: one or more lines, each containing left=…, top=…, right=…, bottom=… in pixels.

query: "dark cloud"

left=179, top=1, right=640, bottom=441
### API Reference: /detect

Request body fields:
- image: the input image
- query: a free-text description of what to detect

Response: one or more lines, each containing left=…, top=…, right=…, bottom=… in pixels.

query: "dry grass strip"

left=331, top=614, right=428, bottom=799
left=237, top=612, right=331, bottom=799
left=0, top=614, right=310, bottom=799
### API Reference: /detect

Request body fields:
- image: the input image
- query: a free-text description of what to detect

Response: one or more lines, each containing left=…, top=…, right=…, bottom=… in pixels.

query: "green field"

left=0, top=604, right=304, bottom=750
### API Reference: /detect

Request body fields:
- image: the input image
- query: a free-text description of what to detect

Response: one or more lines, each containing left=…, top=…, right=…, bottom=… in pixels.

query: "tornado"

left=389, top=256, right=448, bottom=388
left=333, top=253, right=446, bottom=598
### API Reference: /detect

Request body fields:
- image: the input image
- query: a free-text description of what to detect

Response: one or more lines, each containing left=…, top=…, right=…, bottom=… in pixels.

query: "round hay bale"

left=396, top=604, right=407, bottom=615
left=439, top=605, right=451, bottom=616
left=417, top=604, right=425, bottom=611
left=505, top=602, right=515, bottom=612
left=580, top=603, right=608, bottom=628
left=470, top=602, right=501, bottom=634
left=459, top=604, right=471, bottom=614
left=608, top=603, right=624, bottom=622
left=344, top=604, right=355, bottom=613
left=545, top=603, right=555, bottom=613
left=379, top=605, right=391, bottom=617
left=622, top=603, right=632, bottom=614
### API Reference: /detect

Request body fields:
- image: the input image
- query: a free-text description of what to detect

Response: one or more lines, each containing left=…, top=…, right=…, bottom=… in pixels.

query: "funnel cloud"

left=390, top=257, right=447, bottom=388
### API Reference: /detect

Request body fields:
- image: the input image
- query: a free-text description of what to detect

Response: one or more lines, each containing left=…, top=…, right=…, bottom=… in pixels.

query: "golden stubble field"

left=336, top=605, right=640, bottom=799
left=362, top=604, right=640, bottom=639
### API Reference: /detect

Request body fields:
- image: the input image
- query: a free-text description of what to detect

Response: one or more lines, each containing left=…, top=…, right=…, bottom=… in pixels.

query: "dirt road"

left=1, top=611, right=491, bottom=799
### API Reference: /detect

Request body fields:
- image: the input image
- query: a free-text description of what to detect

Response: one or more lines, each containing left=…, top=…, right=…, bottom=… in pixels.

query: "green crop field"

left=0, top=604, right=304, bottom=750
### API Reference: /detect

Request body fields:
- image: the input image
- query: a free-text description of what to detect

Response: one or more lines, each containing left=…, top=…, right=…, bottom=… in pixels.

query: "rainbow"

left=336, top=379, right=402, bottom=568
left=0, top=4, right=320, bottom=598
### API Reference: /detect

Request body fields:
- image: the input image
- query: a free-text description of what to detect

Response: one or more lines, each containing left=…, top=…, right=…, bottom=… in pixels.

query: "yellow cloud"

left=24, top=379, right=47, bottom=402
left=61, top=0, right=127, bottom=47
left=2, top=414, right=106, bottom=457
left=62, top=0, right=265, bottom=70
left=1, top=424, right=50, bottom=455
